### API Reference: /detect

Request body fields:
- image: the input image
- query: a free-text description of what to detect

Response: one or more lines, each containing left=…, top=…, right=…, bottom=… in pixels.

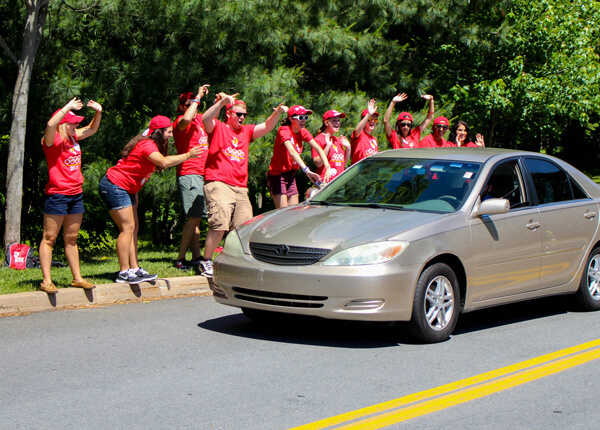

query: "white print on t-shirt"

left=140, top=172, right=153, bottom=186
left=331, top=153, right=345, bottom=162
left=225, top=147, right=245, bottom=162
left=231, top=137, right=240, bottom=148
left=63, top=155, right=81, bottom=171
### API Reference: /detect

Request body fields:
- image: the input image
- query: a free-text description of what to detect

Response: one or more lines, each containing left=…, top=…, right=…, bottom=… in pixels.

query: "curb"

left=0, top=275, right=211, bottom=317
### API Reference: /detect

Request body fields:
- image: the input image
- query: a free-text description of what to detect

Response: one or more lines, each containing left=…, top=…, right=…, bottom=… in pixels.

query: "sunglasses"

left=292, top=115, right=310, bottom=121
left=399, top=122, right=412, bottom=128
left=233, top=112, right=248, bottom=118
left=435, top=124, right=449, bottom=130
left=368, top=117, right=379, bottom=123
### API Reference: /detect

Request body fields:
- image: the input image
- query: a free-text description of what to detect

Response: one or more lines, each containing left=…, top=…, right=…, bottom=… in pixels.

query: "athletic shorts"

left=267, top=171, right=298, bottom=197
left=203, top=181, right=253, bottom=231
left=44, top=193, right=84, bottom=215
left=98, top=175, right=136, bottom=211
left=177, top=175, right=206, bottom=218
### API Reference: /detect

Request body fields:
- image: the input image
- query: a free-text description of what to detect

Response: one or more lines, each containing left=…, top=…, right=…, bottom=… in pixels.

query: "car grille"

left=232, top=287, right=327, bottom=308
left=249, top=242, right=330, bottom=265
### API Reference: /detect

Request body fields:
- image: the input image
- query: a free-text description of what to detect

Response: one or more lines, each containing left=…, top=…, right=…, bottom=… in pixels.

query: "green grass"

left=0, top=247, right=202, bottom=295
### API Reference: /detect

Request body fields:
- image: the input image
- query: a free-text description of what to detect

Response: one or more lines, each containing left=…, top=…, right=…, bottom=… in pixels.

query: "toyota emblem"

left=275, top=244, right=289, bottom=256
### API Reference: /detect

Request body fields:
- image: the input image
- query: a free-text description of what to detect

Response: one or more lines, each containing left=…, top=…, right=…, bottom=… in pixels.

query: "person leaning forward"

left=199, top=93, right=288, bottom=277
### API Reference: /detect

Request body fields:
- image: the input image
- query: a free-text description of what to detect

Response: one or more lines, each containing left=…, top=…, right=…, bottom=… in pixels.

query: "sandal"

left=71, top=279, right=95, bottom=290
left=40, top=282, right=58, bottom=294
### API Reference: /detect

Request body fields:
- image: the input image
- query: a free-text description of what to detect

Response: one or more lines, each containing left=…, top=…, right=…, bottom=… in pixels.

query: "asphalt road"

left=1, top=294, right=600, bottom=429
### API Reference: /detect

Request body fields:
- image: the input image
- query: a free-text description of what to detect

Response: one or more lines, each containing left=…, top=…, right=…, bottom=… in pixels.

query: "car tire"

left=576, top=248, right=600, bottom=311
left=409, top=263, right=459, bottom=343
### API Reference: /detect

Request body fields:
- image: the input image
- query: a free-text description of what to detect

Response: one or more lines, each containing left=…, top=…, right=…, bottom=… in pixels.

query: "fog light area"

left=343, top=299, right=385, bottom=310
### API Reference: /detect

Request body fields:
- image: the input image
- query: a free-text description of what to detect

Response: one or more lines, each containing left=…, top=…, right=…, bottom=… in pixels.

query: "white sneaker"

left=200, top=259, right=213, bottom=278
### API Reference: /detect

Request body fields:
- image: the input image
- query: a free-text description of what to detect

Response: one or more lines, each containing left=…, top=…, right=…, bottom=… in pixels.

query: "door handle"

left=584, top=211, right=597, bottom=220
left=526, top=221, right=541, bottom=230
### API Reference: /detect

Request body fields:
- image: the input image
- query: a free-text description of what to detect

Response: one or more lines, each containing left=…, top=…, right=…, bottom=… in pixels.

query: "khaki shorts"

left=204, top=181, right=253, bottom=231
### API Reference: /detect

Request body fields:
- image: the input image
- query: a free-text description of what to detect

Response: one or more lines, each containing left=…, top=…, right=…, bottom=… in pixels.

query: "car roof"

left=370, top=147, right=531, bottom=163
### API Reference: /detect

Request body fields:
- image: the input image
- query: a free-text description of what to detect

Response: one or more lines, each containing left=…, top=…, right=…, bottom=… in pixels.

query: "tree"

left=1, top=0, right=51, bottom=247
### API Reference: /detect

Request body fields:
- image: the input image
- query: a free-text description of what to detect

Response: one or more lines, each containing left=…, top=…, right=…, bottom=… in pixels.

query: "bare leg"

left=63, top=213, right=84, bottom=282
left=177, top=217, right=202, bottom=260
left=130, top=200, right=140, bottom=269
left=108, top=206, right=136, bottom=272
left=39, top=214, right=65, bottom=285
left=272, top=194, right=288, bottom=209
left=288, top=194, right=299, bottom=206
left=203, top=228, right=226, bottom=261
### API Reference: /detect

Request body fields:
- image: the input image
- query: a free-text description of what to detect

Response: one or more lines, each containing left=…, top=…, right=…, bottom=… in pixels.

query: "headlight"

left=322, top=241, right=408, bottom=266
left=222, top=230, right=245, bottom=258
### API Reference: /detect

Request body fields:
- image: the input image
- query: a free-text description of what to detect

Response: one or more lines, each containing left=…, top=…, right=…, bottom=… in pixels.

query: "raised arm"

left=417, top=95, right=435, bottom=133
left=44, top=97, right=83, bottom=146
left=383, top=93, right=407, bottom=138
left=353, top=99, right=377, bottom=137
left=75, top=100, right=103, bottom=140
left=178, top=85, right=210, bottom=130
left=202, top=92, right=237, bottom=134
left=253, top=103, right=288, bottom=140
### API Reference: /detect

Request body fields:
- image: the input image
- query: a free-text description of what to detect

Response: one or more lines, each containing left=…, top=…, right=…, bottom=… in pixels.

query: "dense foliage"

left=1, top=0, right=599, bottom=251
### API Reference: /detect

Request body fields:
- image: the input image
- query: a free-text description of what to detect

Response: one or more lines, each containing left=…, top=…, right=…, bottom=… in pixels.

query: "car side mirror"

left=475, top=198, right=510, bottom=216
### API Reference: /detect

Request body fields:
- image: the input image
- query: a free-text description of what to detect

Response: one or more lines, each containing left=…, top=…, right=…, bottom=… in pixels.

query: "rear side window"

left=524, top=158, right=587, bottom=204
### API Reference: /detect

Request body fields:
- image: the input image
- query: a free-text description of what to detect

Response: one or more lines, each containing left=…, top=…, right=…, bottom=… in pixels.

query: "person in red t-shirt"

left=267, top=105, right=332, bottom=208
left=312, top=110, right=350, bottom=183
left=99, top=116, right=202, bottom=285
left=383, top=93, right=435, bottom=149
left=173, top=85, right=211, bottom=270
left=448, top=120, right=486, bottom=147
left=350, top=99, right=379, bottom=165
left=419, top=117, right=456, bottom=148
left=200, top=93, right=288, bottom=277
left=39, top=97, right=102, bottom=294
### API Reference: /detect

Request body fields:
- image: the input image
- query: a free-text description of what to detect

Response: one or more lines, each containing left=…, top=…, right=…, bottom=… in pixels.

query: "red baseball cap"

left=148, top=115, right=173, bottom=131
left=288, top=105, right=313, bottom=117
left=323, top=110, right=346, bottom=120
left=226, top=100, right=246, bottom=111
left=178, top=92, right=195, bottom=104
left=434, top=116, right=449, bottom=125
left=53, top=110, right=85, bottom=125
left=397, top=112, right=413, bottom=122
left=361, top=109, right=380, bottom=118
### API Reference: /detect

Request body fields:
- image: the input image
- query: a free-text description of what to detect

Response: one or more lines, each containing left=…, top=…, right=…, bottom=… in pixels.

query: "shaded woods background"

left=1, top=0, right=599, bottom=252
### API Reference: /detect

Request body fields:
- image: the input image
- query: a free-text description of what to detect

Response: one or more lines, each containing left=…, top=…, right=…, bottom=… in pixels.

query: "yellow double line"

left=290, top=338, right=600, bottom=430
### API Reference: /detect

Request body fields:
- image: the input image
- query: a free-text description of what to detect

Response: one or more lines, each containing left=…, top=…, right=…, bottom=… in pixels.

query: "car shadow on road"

left=198, top=312, right=411, bottom=349
left=453, top=295, right=576, bottom=335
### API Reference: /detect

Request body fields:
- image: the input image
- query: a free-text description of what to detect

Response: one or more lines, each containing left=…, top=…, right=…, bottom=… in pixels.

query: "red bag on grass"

left=4, top=243, right=35, bottom=270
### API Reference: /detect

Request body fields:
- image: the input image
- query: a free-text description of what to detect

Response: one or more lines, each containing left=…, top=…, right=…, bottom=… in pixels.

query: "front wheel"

left=576, top=248, right=600, bottom=311
left=409, top=263, right=460, bottom=343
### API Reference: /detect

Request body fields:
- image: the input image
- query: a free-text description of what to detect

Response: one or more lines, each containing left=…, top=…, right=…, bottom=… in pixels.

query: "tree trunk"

left=4, top=1, right=49, bottom=247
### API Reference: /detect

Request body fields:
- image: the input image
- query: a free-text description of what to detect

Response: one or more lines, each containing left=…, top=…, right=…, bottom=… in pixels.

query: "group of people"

left=39, top=89, right=485, bottom=293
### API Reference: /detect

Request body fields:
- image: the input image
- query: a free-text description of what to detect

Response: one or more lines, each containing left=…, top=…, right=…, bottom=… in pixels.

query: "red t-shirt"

left=106, top=139, right=160, bottom=194
left=173, top=114, right=209, bottom=176
left=462, top=141, right=479, bottom=147
left=203, top=120, right=256, bottom=188
left=350, top=130, right=378, bottom=165
left=419, top=134, right=456, bottom=148
left=387, top=129, right=421, bottom=149
left=268, top=126, right=313, bottom=176
left=43, top=133, right=83, bottom=195
left=311, top=134, right=346, bottom=181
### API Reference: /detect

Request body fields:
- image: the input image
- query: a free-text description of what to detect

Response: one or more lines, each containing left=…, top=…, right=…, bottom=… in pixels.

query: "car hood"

left=237, top=204, right=455, bottom=251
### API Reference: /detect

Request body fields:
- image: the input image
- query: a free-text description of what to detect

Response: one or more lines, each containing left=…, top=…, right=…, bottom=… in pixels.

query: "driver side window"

left=483, top=161, right=528, bottom=209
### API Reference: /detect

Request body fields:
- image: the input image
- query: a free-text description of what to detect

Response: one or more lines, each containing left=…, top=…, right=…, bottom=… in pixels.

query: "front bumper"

left=212, top=252, right=421, bottom=322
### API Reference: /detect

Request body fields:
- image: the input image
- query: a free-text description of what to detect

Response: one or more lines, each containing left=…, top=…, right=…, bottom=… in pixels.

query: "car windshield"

left=311, top=157, right=482, bottom=213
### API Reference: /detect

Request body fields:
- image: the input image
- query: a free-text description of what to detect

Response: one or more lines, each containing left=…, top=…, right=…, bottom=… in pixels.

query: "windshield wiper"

left=346, top=203, right=405, bottom=210
left=308, top=200, right=344, bottom=206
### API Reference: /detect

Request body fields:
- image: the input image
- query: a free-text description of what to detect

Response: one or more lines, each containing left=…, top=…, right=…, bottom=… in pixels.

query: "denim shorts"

left=44, top=193, right=84, bottom=215
left=99, top=175, right=137, bottom=211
